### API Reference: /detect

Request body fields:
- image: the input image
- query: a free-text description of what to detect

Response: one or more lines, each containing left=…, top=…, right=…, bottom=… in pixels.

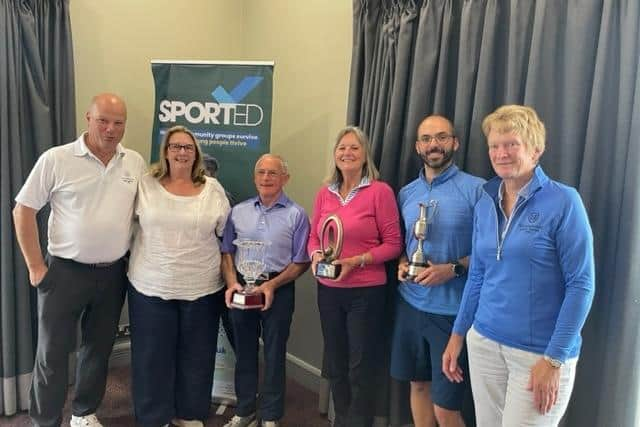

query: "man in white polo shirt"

left=13, top=93, right=146, bottom=427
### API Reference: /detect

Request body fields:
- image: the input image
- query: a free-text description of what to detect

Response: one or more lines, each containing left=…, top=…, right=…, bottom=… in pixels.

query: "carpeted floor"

left=1, top=365, right=329, bottom=427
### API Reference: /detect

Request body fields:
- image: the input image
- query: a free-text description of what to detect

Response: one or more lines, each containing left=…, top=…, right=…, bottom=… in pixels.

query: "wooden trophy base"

left=230, top=290, right=264, bottom=310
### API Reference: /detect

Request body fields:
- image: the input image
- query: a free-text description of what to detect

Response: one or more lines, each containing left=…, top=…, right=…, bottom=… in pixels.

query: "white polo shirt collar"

left=73, top=132, right=125, bottom=163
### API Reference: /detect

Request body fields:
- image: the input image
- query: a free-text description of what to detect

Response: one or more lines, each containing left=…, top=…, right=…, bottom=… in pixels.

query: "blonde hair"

left=482, top=105, right=546, bottom=153
left=326, top=126, right=379, bottom=185
left=150, top=125, right=206, bottom=185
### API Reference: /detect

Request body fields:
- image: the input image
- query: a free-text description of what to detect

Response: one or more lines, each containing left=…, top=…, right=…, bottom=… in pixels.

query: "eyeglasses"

left=167, top=143, right=195, bottom=152
left=256, top=169, right=283, bottom=177
left=418, top=133, right=455, bottom=144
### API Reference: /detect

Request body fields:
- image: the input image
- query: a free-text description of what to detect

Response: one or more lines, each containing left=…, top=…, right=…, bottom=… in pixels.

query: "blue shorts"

left=390, top=296, right=468, bottom=410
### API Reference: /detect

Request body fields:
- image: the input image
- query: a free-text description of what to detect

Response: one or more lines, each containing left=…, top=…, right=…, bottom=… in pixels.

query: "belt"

left=52, top=256, right=122, bottom=268
left=86, top=260, right=120, bottom=268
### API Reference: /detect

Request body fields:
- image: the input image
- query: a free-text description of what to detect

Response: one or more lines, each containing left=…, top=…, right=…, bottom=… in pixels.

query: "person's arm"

left=397, top=254, right=409, bottom=282
left=414, top=177, right=479, bottom=286
left=215, top=188, right=232, bottom=239
left=220, top=213, right=243, bottom=307
left=258, top=261, right=310, bottom=309
left=396, top=188, right=412, bottom=281
left=13, top=204, right=47, bottom=286
left=544, top=189, right=595, bottom=361
left=413, top=256, right=470, bottom=286
left=221, top=253, right=243, bottom=308
left=13, top=151, right=55, bottom=285
left=258, top=206, right=311, bottom=309
left=264, top=262, right=310, bottom=291
left=442, top=206, right=486, bottom=382
left=333, top=183, right=401, bottom=281
left=527, top=189, right=595, bottom=414
left=367, top=182, right=402, bottom=263
left=307, top=189, right=324, bottom=275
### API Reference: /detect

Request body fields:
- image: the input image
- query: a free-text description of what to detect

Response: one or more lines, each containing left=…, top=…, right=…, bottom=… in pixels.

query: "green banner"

left=150, top=61, right=274, bottom=202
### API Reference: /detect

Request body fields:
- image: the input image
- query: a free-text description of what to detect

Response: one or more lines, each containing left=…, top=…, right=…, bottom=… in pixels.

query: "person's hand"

left=255, top=281, right=275, bottom=311
left=397, top=260, right=409, bottom=282
left=224, top=282, right=244, bottom=308
left=29, top=263, right=48, bottom=287
left=442, top=334, right=465, bottom=383
left=311, top=252, right=324, bottom=276
left=527, top=357, right=561, bottom=414
left=414, top=261, right=455, bottom=286
left=332, top=256, right=360, bottom=282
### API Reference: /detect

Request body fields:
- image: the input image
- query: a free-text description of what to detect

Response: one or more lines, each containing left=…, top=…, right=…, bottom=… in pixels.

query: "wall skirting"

left=109, top=338, right=323, bottom=394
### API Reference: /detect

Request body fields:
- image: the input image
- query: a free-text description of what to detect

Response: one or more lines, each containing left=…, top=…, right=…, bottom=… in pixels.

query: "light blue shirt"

left=398, top=165, right=484, bottom=315
left=221, top=192, right=310, bottom=272
left=453, top=167, right=595, bottom=362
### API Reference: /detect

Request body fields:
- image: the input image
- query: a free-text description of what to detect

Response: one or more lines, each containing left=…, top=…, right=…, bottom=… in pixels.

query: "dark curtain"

left=344, top=1, right=640, bottom=426
left=0, top=0, right=75, bottom=416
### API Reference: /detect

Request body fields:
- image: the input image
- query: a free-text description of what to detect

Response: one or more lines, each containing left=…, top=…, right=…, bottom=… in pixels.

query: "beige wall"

left=71, top=1, right=352, bottom=370
left=243, top=1, right=352, bottom=368
left=71, top=0, right=246, bottom=160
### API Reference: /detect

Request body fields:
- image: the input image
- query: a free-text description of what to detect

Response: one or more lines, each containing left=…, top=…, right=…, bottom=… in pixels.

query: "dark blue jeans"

left=128, top=285, right=224, bottom=427
left=230, top=282, right=295, bottom=422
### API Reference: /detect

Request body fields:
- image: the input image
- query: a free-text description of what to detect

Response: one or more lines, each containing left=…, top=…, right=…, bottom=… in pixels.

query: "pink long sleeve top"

left=308, top=180, right=402, bottom=288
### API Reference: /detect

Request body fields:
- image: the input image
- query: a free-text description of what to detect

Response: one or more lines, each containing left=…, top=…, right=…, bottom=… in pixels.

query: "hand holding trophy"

left=315, top=214, right=344, bottom=280
left=230, top=239, right=269, bottom=309
left=405, top=200, right=438, bottom=281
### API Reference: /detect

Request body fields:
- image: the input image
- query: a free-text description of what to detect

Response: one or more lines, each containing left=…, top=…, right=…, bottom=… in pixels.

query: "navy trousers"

left=230, top=282, right=295, bottom=422
left=128, top=285, right=224, bottom=427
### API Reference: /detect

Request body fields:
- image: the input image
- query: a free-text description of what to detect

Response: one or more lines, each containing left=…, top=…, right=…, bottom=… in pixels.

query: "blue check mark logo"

left=211, top=76, right=264, bottom=103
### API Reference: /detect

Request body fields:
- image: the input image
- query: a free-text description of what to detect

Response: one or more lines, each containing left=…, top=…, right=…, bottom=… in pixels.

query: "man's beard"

left=420, top=147, right=455, bottom=170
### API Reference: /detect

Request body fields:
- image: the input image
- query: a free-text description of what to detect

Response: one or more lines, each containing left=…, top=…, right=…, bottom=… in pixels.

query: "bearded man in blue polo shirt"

left=221, top=154, right=310, bottom=427
left=393, top=115, right=484, bottom=427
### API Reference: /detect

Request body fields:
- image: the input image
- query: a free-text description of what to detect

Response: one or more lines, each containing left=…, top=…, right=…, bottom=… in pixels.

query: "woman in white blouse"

left=127, top=125, right=231, bottom=427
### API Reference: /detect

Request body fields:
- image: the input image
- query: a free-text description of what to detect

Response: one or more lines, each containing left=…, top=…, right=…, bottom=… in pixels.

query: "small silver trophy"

left=315, top=214, right=344, bottom=280
left=231, top=239, right=269, bottom=309
left=406, top=201, right=438, bottom=280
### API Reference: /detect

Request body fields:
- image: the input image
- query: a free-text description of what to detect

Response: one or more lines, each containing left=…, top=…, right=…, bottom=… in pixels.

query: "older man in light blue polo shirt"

left=221, top=154, right=310, bottom=427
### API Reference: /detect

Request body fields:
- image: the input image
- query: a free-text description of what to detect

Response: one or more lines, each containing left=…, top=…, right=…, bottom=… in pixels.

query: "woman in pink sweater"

left=308, top=126, right=402, bottom=427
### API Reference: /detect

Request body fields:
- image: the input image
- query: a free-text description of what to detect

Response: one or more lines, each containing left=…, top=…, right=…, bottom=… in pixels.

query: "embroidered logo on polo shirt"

left=520, top=212, right=542, bottom=233
left=121, top=176, right=136, bottom=184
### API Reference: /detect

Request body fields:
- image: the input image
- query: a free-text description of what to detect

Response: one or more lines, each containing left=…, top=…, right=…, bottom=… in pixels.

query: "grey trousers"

left=30, top=256, right=127, bottom=427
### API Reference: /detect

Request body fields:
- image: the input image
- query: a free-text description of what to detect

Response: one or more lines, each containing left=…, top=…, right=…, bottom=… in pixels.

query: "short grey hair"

left=254, top=153, right=289, bottom=175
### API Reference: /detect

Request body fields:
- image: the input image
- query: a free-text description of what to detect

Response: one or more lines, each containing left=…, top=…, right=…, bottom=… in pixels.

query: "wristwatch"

left=543, top=355, right=563, bottom=368
left=451, top=261, right=466, bottom=277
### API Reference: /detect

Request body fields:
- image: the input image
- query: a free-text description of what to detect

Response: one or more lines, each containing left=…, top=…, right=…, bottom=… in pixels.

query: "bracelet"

left=359, top=254, right=366, bottom=268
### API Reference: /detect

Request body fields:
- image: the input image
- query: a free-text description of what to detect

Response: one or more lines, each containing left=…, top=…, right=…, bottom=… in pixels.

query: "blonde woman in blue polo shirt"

left=442, top=105, right=595, bottom=427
